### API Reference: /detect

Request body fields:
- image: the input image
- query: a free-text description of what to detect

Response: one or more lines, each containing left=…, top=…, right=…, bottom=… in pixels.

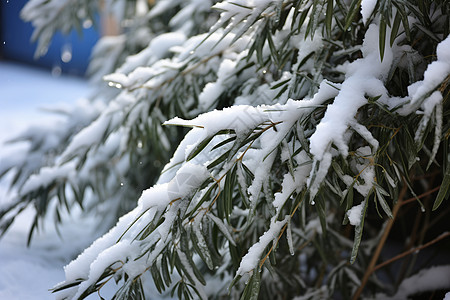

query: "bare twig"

left=401, top=185, right=441, bottom=206
left=352, top=183, right=408, bottom=300
left=373, top=232, right=450, bottom=272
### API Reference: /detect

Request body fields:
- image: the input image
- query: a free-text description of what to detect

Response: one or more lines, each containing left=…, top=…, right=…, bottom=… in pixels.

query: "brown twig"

left=401, top=185, right=441, bottom=206
left=352, top=183, right=408, bottom=300
left=373, top=232, right=450, bottom=272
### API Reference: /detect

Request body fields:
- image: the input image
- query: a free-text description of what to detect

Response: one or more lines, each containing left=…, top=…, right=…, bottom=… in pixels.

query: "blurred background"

left=0, top=0, right=99, bottom=75
left=0, top=0, right=102, bottom=160
left=0, top=1, right=111, bottom=299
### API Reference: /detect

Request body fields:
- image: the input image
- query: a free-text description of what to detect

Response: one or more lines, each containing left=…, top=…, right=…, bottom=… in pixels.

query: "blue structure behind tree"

left=0, top=0, right=99, bottom=76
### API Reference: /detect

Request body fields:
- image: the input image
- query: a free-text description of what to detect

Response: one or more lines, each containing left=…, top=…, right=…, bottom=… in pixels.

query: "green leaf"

left=315, top=194, right=327, bottom=237
left=221, top=165, right=237, bottom=221
left=415, top=23, right=440, bottom=43
left=207, top=213, right=236, bottom=246
left=191, top=224, right=214, bottom=270
left=395, top=3, right=411, bottom=42
left=0, top=216, right=15, bottom=239
left=249, top=269, right=261, bottom=300
left=240, top=270, right=261, bottom=300
left=350, top=196, right=369, bottom=264
left=211, top=136, right=237, bottom=151
left=273, top=84, right=289, bottom=99
left=345, top=183, right=354, bottom=211
left=255, top=27, right=267, bottom=66
left=427, top=103, right=443, bottom=170
left=270, top=78, right=290, bottom=90
left=326, top=0, right=334, bottom=37
left=150, top=264, right=164, bottom=293
left=161, top=254, right=172, bottom=287
left=390, top=10, right=402, bottom=46
left=229, top=274, right=242, bottom=292
left=375, top=186, right=393, bottom=218
left=186, top=184, right=216, bottom=219
left=228, top=1, right=252, bottom=10
left=379, top=15, right=387, bottom=62
left=117, top=206, right=152, bottom=242
left=297, top=5, right=312, bottom=32
left=344, top=0, right=362, bottom=31
left=175, top=250, right=206, bottom=286
left=433, top=164, right=450, bottom=210
left=27, top=214, right=39, bottom=246
left=186, top=135, right=215, bottom=161
left=266, top=33, right=279, bottom=66
left=207, top=151, right=230, bottom=169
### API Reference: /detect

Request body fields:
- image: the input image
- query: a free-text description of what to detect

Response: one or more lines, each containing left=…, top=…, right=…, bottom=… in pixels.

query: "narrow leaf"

left=379, top=16, right=387, bottom=62
left=433, top=164, right=450, bottom=210
left=350, top=197, right=369, bottom=264
left=375, top=188, right=393, bottom=218
left=326, top=0, right=334, bottom=37
left=390, top=10, right=402, bottom=46
left=344, top=0, right=362, bottom=31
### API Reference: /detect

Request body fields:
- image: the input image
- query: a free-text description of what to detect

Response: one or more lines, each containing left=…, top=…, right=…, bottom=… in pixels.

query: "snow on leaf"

left=236, top=216, right=288, bottom=276
left=346, top=201, right=365, bottom=226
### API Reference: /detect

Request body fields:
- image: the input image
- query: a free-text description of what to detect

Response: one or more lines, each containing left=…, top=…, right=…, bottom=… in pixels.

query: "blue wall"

left=0, top=0, right=99, bottom=76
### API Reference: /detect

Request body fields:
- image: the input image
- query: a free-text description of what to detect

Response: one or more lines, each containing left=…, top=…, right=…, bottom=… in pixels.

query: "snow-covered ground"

left=0, top=61, right=114, bottom=299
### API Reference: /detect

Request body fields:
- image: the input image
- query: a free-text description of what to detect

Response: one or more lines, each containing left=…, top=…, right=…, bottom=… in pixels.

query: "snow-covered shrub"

left=1, top=0, right=449, bottom=299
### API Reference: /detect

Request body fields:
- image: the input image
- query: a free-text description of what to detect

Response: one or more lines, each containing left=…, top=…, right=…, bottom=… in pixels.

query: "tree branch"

left=352, top=183, right=408, bottom=300
left=373, top=231, right=450, bottom=272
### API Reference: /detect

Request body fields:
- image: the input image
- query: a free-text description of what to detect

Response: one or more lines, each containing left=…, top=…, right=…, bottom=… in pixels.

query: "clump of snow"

left=20, top=162, right=76, bottom=195
left=375, top=265, right=450, bottom=299
left=236, top=216, right=288, bottom=276
left=211, top=0, right=277, bottom=33
left=347, top=201, right=365, bottom=226
left=272, top=150, right=312, bottom=215
left=71, top=241, right=142, bottom=299
left=198, top=58, right=237, bottom=111
left=62, top=210, right=139, bottom=284
left=340, top=146, right=376, bottom=197
left=308, top=24, right=391, bottom=198
left=309, top=24, right=390, bottom=160
left=58, top=159, right=210, bottom=298
left=360, top=0, right=377, bottom=25
left=167, top=162, right=210, bottom=200
left=112, top=32, right=187, bottom=76
left=165, top=105, right=268, bottom=136
left=401, top=35, right=450, bottom=115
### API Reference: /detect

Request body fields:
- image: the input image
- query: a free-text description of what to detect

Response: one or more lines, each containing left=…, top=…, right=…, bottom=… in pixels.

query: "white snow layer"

left=346, top=201, right=365, bottom=226
left=409, top=34, right=450, bottom=109
left=310, top=24, right=389, bottom=161
left=360, top=0, right=377, bottom=25
left=375, top=265, right=450, bottom=299
left=20, top=161, right=76, bottom=195
left=212, top=0, right=277, bottom=33
left=307, top=24, right=390, bottom=198
left=237, top=216, right=288, bottom=276
left=58, top=162, right=210, bottom=299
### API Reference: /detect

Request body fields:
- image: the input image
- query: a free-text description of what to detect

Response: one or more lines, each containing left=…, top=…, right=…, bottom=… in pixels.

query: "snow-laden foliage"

left=0, top=0, right=221, bottom=242
left=1, top=0, right=449, bottom=299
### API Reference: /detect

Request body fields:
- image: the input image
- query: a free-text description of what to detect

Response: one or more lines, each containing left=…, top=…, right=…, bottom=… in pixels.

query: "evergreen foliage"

left=1, top=0, right=449, bottom=299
